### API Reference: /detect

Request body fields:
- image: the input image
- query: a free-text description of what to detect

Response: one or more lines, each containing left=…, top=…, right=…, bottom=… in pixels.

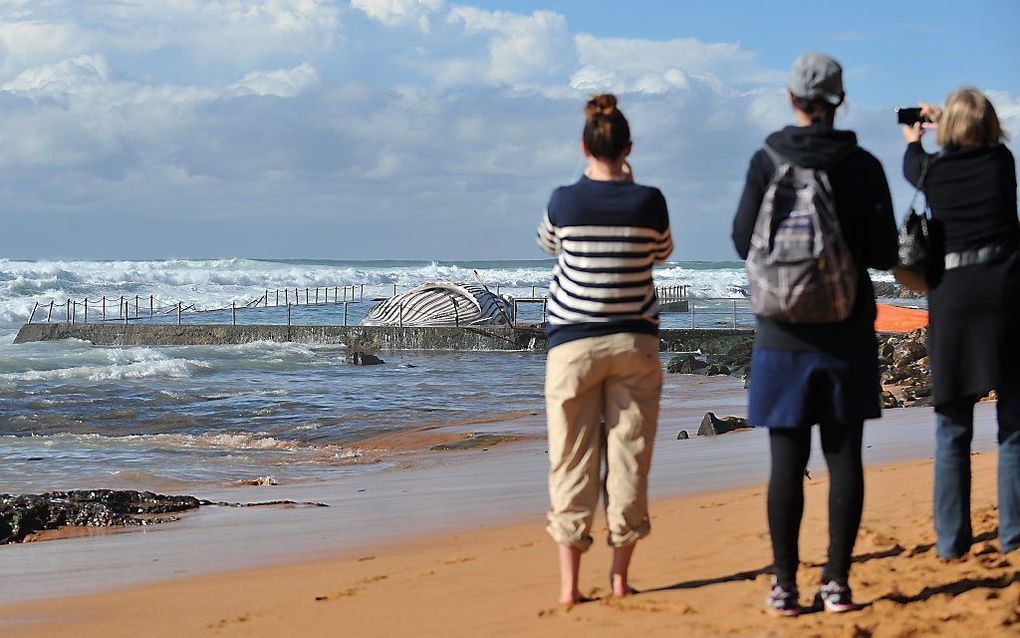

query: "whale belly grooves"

left=361, top=282, right=514, bottom=327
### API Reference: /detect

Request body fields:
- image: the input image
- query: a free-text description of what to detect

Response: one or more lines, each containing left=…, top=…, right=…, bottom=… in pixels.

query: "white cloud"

left=230, top=63, right=319, bottom=97
left=986, top=89, right=1020, bottom=144
left=351, top=0, right=444, bottom=32
left=444, top=8, right=573, bottom=87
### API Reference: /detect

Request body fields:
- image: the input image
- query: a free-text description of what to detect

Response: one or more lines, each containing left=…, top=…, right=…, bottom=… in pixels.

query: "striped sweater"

left=537, top=175, right=673, bottom=348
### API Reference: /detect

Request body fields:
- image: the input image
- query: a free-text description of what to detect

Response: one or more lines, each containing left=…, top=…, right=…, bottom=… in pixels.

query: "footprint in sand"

left=314, top=588, right=359, bottom=601
left=357, top=574, right=389, bottom=585
left=207, top=612, right=255, bottom=629
left=443, top=556, right=477, bottom=565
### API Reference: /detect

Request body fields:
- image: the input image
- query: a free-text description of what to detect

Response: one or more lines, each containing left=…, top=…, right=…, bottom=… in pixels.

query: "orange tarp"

left=875, top=303, right=929, bottom=333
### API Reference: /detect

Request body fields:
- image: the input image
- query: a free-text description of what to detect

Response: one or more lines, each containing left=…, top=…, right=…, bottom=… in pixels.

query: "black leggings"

left=768, top=421, right=864, bottom=587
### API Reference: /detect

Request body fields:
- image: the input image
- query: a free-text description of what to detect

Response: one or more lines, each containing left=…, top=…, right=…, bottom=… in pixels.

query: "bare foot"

left=610, top=578, right=639, bottom=597
left=559, top=592, right=594, bottom=606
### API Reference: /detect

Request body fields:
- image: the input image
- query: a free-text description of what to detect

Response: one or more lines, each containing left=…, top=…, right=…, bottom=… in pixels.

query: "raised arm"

left=902, top=141, right=931, bottom=188
left=536, top=208, right=560, bottom=256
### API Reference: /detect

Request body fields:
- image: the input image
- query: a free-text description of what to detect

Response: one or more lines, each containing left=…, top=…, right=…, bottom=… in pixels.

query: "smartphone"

left=896, top=107, right=927, bottom=126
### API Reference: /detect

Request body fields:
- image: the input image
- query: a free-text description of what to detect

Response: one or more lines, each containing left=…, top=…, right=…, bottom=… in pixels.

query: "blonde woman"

left=902, top=88, right=1019, bottom=559
left=537, top=94, right=672, bottom=605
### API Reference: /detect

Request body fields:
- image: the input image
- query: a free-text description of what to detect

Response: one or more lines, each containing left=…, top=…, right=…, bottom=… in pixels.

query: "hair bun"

left=585, top=94, right=618, bottom=119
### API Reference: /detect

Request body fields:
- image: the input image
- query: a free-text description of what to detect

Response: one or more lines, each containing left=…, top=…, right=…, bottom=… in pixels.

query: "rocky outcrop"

left=0, top=490, right=201, bottom=544
left=676, top=430, right=690, bottom=440
left=345, top=352, right=385, bottom=365
left=0, top=490, right=330, bottom=544
left=878, top=328, right=932, bottom=407
left=666, top=336, right=753, bottom=386
left=872, top=281, right=927, bottom=300
left=697, top=412, right=749, bottom=436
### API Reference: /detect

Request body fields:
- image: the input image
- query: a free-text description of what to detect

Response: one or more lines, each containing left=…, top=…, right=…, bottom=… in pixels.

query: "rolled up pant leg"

left=545, top=338, right=606, bottom=552
left=603, top=334, right=662, bottom=547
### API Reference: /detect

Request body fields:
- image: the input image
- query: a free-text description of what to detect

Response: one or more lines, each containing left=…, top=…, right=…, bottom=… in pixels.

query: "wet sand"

left=0, top=376, right=1015, bottom=636
left=3, top=453, right=1019, bottom=637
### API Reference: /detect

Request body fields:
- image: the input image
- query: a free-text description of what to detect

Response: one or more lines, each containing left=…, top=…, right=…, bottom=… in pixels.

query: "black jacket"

left=732, top=124, right=898, bottom=352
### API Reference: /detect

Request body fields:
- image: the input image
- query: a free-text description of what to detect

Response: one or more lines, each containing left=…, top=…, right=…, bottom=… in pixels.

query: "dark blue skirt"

left=748, top=348, right=882, bottom=429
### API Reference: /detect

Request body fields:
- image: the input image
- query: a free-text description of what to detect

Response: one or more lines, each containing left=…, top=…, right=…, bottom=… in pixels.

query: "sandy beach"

left=2, top=393, right=1019, bottom=637
left=3, top=454, right=1019, bottom=637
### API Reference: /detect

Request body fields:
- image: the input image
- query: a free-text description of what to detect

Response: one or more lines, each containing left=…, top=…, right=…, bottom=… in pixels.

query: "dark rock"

left=345, top=351, right=384, bottom=365
left=697, top=412, right=750, bottom=436
left=676, top=430, right=690, bottom=440
left=666, top=354, right=707, bottom=374
left=0, top=490, right=201, bottom=544
left=882, top=391, right=901, bottom=409
left=707, top=364, right=730, bottom=376
left=872, top=281, right=927, bottom=299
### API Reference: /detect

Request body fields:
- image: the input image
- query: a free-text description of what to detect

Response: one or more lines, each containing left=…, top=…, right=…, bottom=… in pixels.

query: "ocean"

left=0, top=258, right=817, bottom=494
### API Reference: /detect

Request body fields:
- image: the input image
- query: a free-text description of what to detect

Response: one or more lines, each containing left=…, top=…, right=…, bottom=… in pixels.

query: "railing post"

left=232, top=302, right=236, bottom=326
left=119, top=296, right=125, bottom=320
left=393, top=283, right=397, bottom=297
left=454, top=300, right=459, bottom=327
left=83, top=298, right=88, bottom=324
left=28, top=302, right=39, bottom=324
left=177, top=302, right=182, bottom=325
left=306, top=288, right=310, bottom=305
left=343, top=301, right=348, bottom=327
left=495, top=283, right=500, bottom=296
left=285, top=289, right=289, bottom=305
left=71, top=300, right=76, bottom=324
left=102, top=296, right=106, bottom=321
left=287, top=302, right=291, bottom=327
left=47, top=301, right=54, bottom=323
left=343, top=286, right=347, bottom=302
left=398, top=301, right=404, bottom=328
left=315, top=287, right=319, bottom=304
left=275, top=289, right=280, bottom=307
left=531, top=285, right=536, bottom=297
left=134, top=295, right=139, bottom=319
left=542, top=298, right=547, bottom=323
left=66, top=298, right=70, bottom=323
left=360, top=284, right=364, bottom=301
left=123, top=299, right=128, bottom=325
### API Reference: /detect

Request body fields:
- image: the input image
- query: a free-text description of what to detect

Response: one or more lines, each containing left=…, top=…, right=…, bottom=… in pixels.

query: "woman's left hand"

left=901, top=122, right=925, bottom=144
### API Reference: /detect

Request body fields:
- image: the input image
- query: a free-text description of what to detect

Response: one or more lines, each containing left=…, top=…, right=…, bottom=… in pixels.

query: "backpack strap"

left=761, top=144, right=787, bottom=170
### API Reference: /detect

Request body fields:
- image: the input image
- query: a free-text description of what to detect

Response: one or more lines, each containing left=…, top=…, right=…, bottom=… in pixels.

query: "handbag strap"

left=908, top=152, right=938, bottom=212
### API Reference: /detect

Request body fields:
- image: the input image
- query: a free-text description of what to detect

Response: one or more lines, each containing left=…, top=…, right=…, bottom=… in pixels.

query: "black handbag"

left=893, top=155, right=935, bottom=293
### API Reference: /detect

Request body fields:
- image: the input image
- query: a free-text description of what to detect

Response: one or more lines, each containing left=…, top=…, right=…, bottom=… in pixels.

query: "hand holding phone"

left=896, top=107, right=927, bottom=126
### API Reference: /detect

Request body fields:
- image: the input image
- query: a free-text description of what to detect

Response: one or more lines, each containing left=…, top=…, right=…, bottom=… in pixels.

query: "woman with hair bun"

left=537, top=93, right=672, bottom=605
left=901, top=87, right=1020, bottom=561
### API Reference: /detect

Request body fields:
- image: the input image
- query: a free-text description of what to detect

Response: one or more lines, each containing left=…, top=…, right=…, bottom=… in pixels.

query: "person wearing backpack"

left=731, top=53, right=898, bottom=616
left=901, top=90, right=1019, bottom=560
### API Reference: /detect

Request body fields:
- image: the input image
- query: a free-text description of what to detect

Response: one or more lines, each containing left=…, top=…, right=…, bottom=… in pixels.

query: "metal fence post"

left=71, top=300, right=76, bottom=325
left=177, top=302, right=182, bottom=325
left=232, top=302, right=236, bottom=326
left=102, top=296, right=106, bottom=321
left=343, top=301, right=348, bottom=326
left=150, top=295, right=154, bottom=318
left=47, top=301, right=54, bottom=323
left=28, top=302, right=39, bottom=324
left=65, top=298, right=70, bottom=323
left=83, top=298, right=88, bottom=324
left=287, top=302, right=291, bottom=326
left=360, top=284, right=364, bottom=301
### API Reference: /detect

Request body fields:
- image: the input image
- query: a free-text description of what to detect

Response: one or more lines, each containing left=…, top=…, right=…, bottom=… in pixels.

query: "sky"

left=1, top=0, right=1017, bottom=261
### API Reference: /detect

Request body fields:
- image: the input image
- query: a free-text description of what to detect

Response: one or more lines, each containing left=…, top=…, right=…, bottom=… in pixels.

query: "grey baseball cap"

left=789, top=53, right=844, bottom=105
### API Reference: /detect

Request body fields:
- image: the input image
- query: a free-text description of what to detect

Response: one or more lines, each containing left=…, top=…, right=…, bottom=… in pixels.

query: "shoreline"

left=3, top=452, right=1017, bottom=637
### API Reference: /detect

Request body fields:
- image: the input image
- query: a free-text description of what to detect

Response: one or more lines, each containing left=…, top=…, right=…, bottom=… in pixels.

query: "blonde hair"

left=937, top=87, right=1008, bottom=148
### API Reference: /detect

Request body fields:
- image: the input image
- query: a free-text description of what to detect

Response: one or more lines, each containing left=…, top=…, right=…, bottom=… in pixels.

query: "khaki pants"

left=545, top=332, right=662, bottom=551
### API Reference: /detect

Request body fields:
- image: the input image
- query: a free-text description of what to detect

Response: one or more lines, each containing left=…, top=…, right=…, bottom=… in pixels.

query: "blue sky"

left=1, top=0, right=1017, bottom=260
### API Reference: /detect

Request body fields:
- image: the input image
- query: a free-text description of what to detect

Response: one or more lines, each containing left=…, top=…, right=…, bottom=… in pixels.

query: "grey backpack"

left=746, top=145, right=857, bottom=323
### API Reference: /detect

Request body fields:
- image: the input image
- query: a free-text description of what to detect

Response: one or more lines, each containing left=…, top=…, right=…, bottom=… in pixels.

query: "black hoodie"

left=732, top=124, right=898, bottom=352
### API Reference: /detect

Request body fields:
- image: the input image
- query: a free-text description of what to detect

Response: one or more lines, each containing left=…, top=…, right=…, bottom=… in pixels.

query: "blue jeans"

left=934, top=392, right=1020, bottom=557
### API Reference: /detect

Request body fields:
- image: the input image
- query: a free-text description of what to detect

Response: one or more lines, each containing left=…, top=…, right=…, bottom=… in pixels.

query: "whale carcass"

left=361, top=282, right=513, bottom=327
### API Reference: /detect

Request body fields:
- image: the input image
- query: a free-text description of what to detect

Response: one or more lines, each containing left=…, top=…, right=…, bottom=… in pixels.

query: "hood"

left=764, top=124, right=859, bottom=169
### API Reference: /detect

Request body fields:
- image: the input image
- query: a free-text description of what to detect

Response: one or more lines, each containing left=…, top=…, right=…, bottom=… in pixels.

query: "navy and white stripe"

left=537, top=177, right=672, bottom=348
